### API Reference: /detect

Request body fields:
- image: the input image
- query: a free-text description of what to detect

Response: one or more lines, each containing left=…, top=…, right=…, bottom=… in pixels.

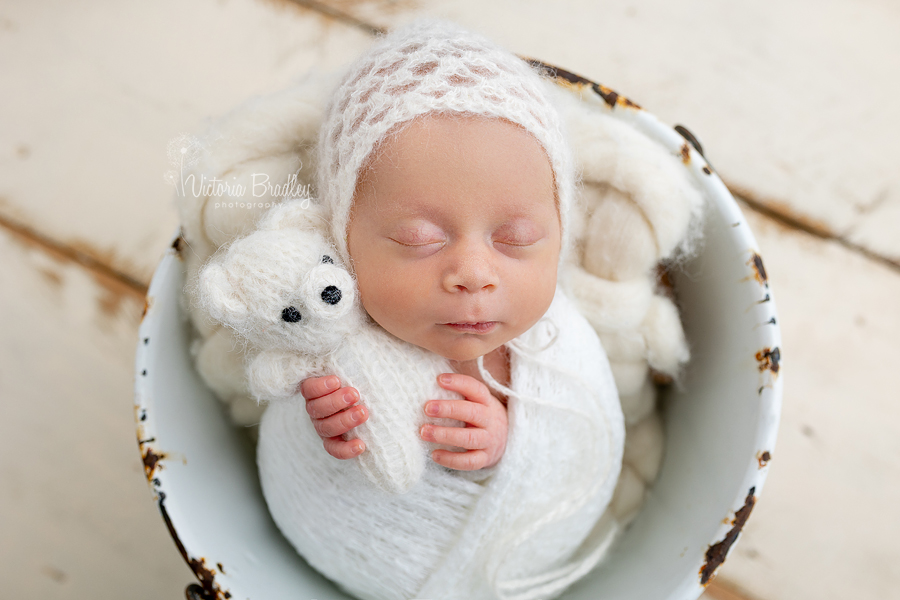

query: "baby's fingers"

left=323, top=436, right=365, bottom=460
left=436, top=373, right=492, bottom=405
left=299, top=376, right=341, bottom=400
left=314, top=404, right=368, bottom=438
left=421, top=424, right=489, bottom=450
left=431, top=449, right=489, bottom=471
left=424, top=399, right=487, bottom=428
left=306, top=387, right=359, bottom=419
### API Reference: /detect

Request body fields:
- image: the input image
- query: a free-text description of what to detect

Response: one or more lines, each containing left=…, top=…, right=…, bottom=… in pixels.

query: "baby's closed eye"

left=492, top=219, right=546, bottom=247
left=389, top=221, right=446, bottom=249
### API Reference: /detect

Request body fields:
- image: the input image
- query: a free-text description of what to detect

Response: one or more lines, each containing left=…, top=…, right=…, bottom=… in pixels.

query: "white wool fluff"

left=620, top=377, right=657, bottom=427
left=200, top=197, right=625, bottom=599
left=597, top=329, right=647, bottom=363
left=608, top=359, right=651, bottom=398
left=580, top=184, right=658, bottom=281
left=227, top=394, right=266, bottom=429
left=623, top=412, right=666, bottom=485
left=562, top=265, right=655, bottom=332
left=641, top=294, right=691, bottom=376
left=608, top=464, right=646, bottom=525
left=193, top=327, right=264, bottom=427
left=193, top=326, right=249, bottom=401
left=316, top=19, right=577, bottom=266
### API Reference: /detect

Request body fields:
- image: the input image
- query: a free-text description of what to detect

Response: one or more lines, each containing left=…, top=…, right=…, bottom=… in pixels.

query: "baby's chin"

left=423, top=335, right=508, bottom=364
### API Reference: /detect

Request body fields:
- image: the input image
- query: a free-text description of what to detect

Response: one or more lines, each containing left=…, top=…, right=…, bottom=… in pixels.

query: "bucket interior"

left=135, top=175, right=780, bottom=599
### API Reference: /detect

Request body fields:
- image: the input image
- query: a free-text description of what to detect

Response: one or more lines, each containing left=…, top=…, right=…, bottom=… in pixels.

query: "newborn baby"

left=305, top=27, right=575, bottom=473
left=228, top=20, right=623, bottom=600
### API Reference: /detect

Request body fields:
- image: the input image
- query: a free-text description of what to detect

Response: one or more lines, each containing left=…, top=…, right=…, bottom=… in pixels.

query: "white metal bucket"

left=135, top=69, right=782, bottom=600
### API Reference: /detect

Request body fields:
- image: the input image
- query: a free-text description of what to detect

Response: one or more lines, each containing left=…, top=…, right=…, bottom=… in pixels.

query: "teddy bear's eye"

left=321, top=255, right=334, bottom=264
left=281, top=306, right=302, bottom=323
left=321, top=286, right=342, bottom=305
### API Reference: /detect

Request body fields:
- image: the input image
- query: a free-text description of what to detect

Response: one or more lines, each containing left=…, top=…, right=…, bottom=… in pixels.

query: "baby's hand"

left=299, top=376, right=369, bottom=460
left=420, top=373, right=508, bottom=471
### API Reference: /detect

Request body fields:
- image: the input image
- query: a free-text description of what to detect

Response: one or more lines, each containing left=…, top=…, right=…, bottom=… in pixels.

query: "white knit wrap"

left=316, top=19, right=576, bottom=267
left=253, top=287, right=624, bottom=600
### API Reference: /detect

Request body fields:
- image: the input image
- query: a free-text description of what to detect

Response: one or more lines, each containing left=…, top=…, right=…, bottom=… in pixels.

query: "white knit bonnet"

left=316, top=19, right=575, bottom=268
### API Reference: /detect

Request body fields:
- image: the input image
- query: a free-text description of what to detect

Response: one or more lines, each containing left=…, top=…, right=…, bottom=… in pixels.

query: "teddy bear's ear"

left=259, top=198, right=326, bottom=232
left=199, top=262, right=250, bottom=328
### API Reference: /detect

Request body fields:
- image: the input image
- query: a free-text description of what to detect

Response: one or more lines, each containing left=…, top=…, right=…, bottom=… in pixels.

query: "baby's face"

left=347, top=114, right=560, bottom=361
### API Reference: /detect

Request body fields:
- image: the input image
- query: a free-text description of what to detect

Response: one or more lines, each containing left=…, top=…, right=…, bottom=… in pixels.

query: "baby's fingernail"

left=343, top=390, right=357, bottom=403
left=420, top=425, right=433, bottom=439
left=354, top=442, right=364, bottom=454
left=439, top=374, right=452, bottom=384
left=351, top=408, right=364, bottom=423
left=326, top=377, right=340, bottom=391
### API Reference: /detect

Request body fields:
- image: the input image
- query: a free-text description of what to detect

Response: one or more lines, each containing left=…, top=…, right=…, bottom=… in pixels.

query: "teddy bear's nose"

left=321, top=286, right=342, bottom=305
left=281, top=306, right=302, bottom=323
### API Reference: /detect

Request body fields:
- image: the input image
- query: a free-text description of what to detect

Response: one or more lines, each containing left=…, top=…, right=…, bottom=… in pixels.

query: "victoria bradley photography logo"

left=164, top=133, right=311, bottom=207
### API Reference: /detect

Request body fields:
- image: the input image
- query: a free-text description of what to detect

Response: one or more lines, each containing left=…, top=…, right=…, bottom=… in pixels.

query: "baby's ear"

left=258, top=198, right=326, bottom=232
left=199, top=262, right=250, bottom=327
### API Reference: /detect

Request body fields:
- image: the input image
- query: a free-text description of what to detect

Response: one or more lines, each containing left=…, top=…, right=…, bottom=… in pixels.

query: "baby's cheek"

left=390, top=270, right=434, bottom=324
left=356, top=266, right=419, bottom=325
left=512, top=264, right=557, bottom=327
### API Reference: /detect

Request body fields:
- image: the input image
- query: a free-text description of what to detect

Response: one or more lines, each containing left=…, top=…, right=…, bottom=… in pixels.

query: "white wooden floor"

left=1, top=1, right=897, bottom=598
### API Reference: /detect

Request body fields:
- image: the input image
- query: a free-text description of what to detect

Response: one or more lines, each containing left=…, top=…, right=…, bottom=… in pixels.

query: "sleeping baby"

left=201, top=19, right=625, bottom=600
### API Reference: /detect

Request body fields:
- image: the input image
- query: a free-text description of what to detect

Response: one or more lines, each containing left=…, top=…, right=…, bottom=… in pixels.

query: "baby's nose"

left=442, top=241, right=499, bottom=293
left=321, top=285, right=342, bottom=305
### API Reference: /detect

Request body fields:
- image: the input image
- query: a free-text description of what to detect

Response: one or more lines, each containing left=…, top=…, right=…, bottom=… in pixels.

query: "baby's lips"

left=443, top=321, right=497, bottom=334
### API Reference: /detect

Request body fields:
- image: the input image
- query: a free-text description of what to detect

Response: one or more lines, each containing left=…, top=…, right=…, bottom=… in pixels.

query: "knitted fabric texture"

left=316, top=19, right=576, bottom=267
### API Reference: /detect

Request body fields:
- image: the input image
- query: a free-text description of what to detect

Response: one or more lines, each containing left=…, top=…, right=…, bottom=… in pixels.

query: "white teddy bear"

left=199, top=199, right=460, bottom=494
